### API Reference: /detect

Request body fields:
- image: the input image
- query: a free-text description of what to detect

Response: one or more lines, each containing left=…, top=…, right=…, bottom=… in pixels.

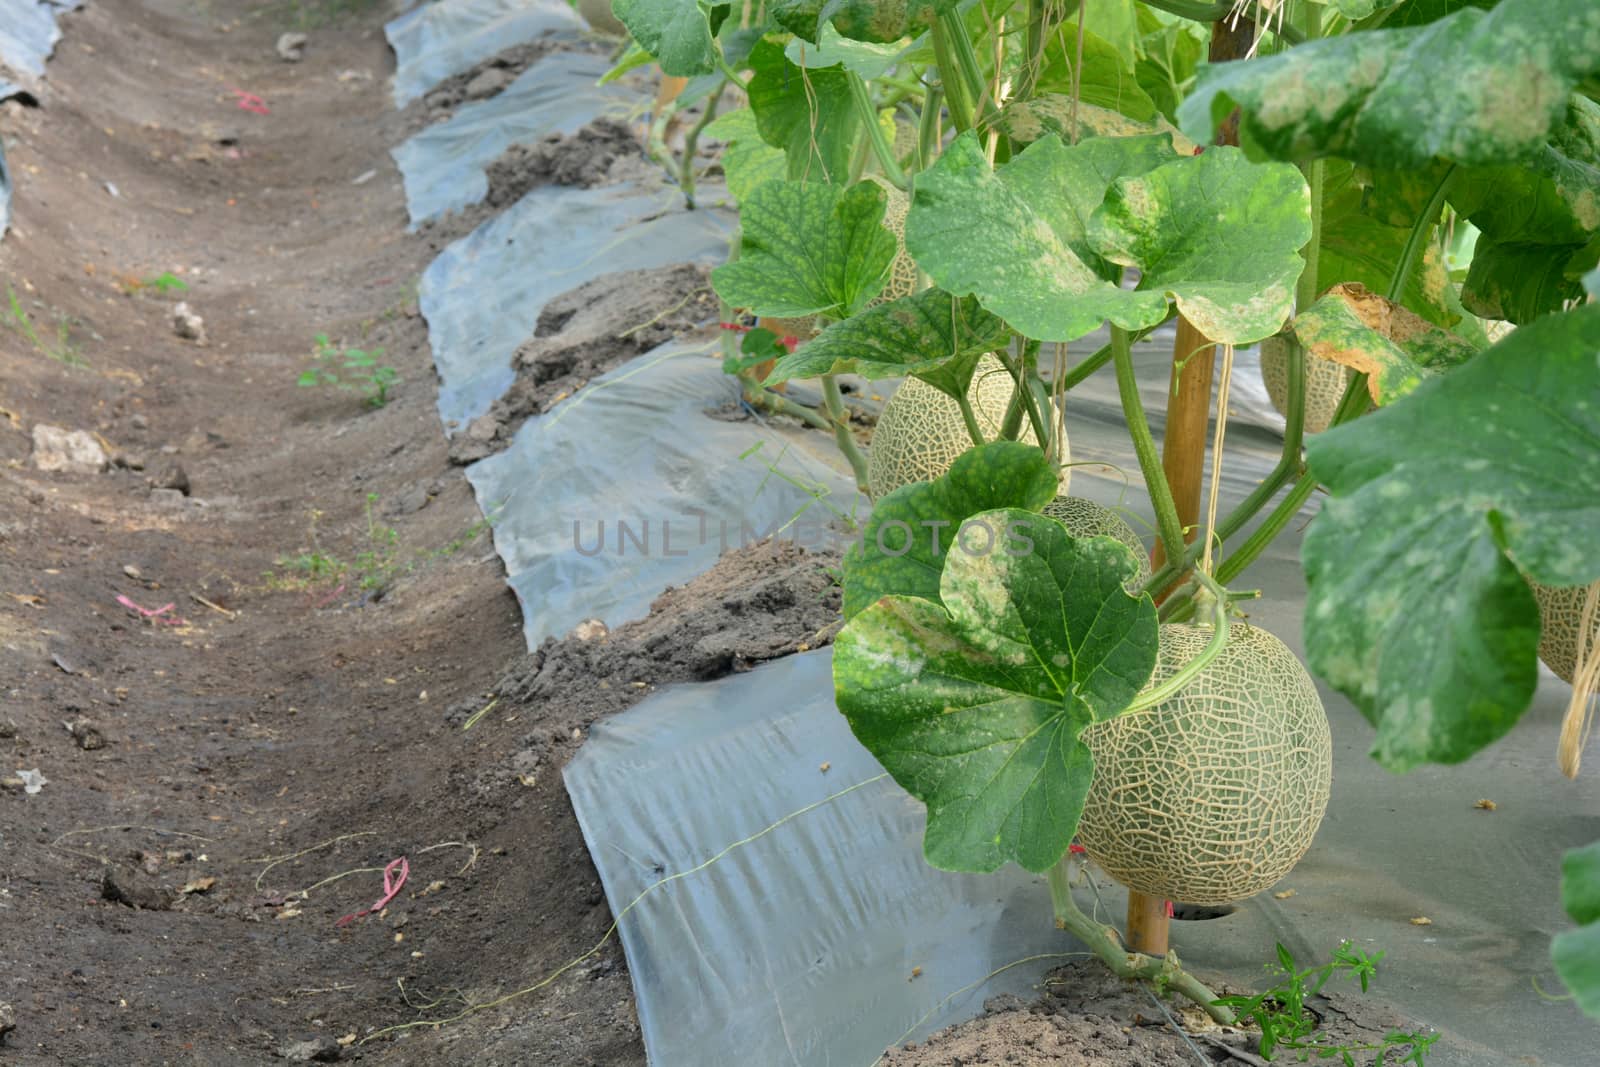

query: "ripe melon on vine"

left=867, top=355, right=1069, bottom=499
left=1532, top=579, right=1600, bottom=688
left=1042, top=497, right=1148, bottom=585
left=1260, top=334, right=1351, bottom=434
left=1075, top=623, right=1333, bottom=905
left=866, top=178, right=920, bottom=308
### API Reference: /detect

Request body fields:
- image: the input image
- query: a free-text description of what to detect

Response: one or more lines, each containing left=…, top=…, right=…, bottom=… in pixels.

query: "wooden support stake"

left=1123, top=9, right=1253, bottom=959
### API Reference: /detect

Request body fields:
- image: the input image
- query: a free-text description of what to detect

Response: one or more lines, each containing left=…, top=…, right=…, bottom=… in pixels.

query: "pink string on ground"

left=115, top=595, right=187, bottom=626
left=230, top=89, right=269, bottom=115
left=336, top=857, right=409, bottom=927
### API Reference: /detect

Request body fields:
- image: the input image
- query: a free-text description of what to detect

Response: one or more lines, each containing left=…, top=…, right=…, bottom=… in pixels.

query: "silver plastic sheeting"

left=0, top=0, right=61, bottom=78
left=565, top=650, right=1063, bottom=1067
left=465, top=342, right=865, bottom=647
left=385, top=0, right=586, bottom=107
left=563, top=342, right=1598, bottom=1067
left=393, top=49, right=631, bottom=224
left=420, top=181, right=733, bottom=428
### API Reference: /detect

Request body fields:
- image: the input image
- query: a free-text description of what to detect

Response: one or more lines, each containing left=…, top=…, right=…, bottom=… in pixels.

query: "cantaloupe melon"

left=577, top=0, right=627, bottom=36
left=1533, top=579, right=1600, bottom=687
left=1260, top=334, right=1352, bottom=435
left=867, top=179, right=920, bottom=308
left=867, top=355, right=1069, bottom=500
left=1041, top=497, right=1149, bottom=586
left=1075, top=623, right=1333, bottom=905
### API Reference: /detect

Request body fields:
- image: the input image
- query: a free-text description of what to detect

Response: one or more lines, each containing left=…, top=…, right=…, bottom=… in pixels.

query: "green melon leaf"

left=1452, top=97, right=1600, bottom=323
left=1134, top=13, right=1205, bottom=125
left=711, top=179, right=896, bottom=319
left=1317, top=162, right=1456, bottom=328
left=1092, top=147, right=1311, bottom=344
left=784, top=22, right=902, bottom=79
left=998, top=96, right=1196, bottom=151
left=1178, top=0, right=1600, bottom=171
left=1553, top=840, right=1600, bottom=1019
left=904, top=131, right=1177, bottom=343
left=1302, top=304, right=1600, bottom=772
left=835, top=508, right=1158, bottom=872
left=765, top=291, right=1008, bottom=389
left=1290, top=285, right=1476, bottom=405
left=842, top=442, right=1058, bottom=620
left=612, top=0, right=717, bottom=77
left=747, top=38, right=860, bottom=182
left=1034, top=23, right=1157, bottom=122
left=820, top=0, right=952, bottom=44
left=702, top=108, right=787, bottom=203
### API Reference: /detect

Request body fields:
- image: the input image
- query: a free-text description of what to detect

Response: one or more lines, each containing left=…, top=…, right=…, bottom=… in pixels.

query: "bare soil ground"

left=0, top=2, right=1427, bottom=1065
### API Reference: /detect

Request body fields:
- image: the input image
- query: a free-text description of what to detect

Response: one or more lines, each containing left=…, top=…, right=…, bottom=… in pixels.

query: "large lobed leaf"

left=842, top=442, right=1059, bottom=620
left=612, top=0, right=717, bottom=77
left=711, top=179, right=896, bottom=319
left=1179, top=0, right=1600, bottom=172
left=747, top=39, right=861, bottom=183
left=835, top=508, right=1158, bottom=873
left=906, top=132, right=1306, bottom=344
left=1302, top=304, right=1600, bottom=772
left=701, top=108, right=786, bottom=204
left=764, top=291, right=1009, bottom=390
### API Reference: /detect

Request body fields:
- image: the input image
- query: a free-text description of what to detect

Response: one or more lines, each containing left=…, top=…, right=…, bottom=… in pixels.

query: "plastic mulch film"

left=464, top=341, right=866, bottom=648
left=420, top=181, right=734, bottom=429
left=565, top=650, right=1063, bottom=1067
left=384, top=0, right=585, bottom=107
left=564, top=342, right=1598, bottom=1067
left=392, top=50, right=631, bottom=225
left=0, top=0, right=63, bottom=78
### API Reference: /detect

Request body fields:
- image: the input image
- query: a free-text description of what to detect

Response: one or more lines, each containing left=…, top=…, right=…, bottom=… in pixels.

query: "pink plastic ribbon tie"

left=336, top=857, right=409, bottom=927
left=116, top=595, right=186, bottom=626
left=230, top=89, right=270, bottom=115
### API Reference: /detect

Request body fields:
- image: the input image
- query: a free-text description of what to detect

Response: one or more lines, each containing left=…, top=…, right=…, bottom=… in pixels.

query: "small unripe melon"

left=1260, top=334, right=1352, bottom=435
left=1076, top=623, right=1333, bottom=905
left=1041, top=497, right=1149, bottom=586
left=1533, top=579, right=1600, bottom=688
left=867, top=355, right=1069, bottom=499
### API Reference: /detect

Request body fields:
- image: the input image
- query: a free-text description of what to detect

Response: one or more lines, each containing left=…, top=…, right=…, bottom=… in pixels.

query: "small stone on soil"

left=31, top=424, right=109, bottom=474
left=101, top=868, right=174, bottom=911
left=279, top=1035, right=341, bottom=1062
left=151, top=462, right=191, bottom=495
left=66, top=718, right=105, bottom=750
left=171, top=302, right=206, bottom=343
left=0, top=1001, right=14, bottom=1043
left=463, top=66, right=513, bottom=100
left=276, top=32, right=308, bottom=62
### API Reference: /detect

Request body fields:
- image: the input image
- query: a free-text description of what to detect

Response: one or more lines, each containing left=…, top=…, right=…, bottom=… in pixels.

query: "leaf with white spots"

left=1303, top=304, right=1600, bottom=771
left=834, top=508, right=1158, bottom=873
left=612, top=0, right=717, bottom=77
left=1178, top=0, right=1600, bottom=171
left=906, top=133, right=1307, bottom=344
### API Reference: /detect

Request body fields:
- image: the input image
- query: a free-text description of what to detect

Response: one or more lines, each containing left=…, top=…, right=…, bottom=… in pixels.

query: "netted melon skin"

left=866, top=179, right=919, bottom=307
left=1533, top=579, right=1600, bottom=687
left=1260, top=335, right=1352, bottom=435
left=1077, top=623, right=1333, bottom=905
left=1041, top=497, right=1149, bottom=585
left=866, top=356, right=1070, bottom=500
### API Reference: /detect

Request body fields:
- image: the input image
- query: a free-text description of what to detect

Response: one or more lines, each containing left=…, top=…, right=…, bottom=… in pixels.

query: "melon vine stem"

left=848, top=71, right=908, bottom=190
left=677, top=79, right=727, bottom=208
left=930, top=19, right=975, bottom=133
left=1047, top=860, right=1236, bottom=1026
left=821, top=374, right=871, bottom=493
left=1111, top=325, right=1186, bottom=573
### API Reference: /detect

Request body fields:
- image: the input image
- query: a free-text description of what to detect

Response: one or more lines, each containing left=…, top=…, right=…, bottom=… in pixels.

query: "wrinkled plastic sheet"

left=465, top=342, right=865, bottom=647
left=563, top=342, right=1598, bottom=1067
left=420, top=180, right=734, bottom=428
left=385, top=0, right=585, bottom=107
left=0, top=0, right=61, bottom=78
left=393, top=49, right=631, bottom=224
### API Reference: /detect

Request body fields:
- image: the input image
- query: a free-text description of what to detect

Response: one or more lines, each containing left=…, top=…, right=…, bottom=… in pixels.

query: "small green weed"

left=298, top=333, right=399, bottom=409
left=1213, top=942, right=1438, bottom=1065
left=5, top=287, right=85, bottom=367
left=266, top=494, right=496, bottom=598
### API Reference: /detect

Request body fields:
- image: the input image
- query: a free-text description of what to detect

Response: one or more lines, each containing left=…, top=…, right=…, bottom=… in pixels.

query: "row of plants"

left=609, top=0, right=1600, bottom=1046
